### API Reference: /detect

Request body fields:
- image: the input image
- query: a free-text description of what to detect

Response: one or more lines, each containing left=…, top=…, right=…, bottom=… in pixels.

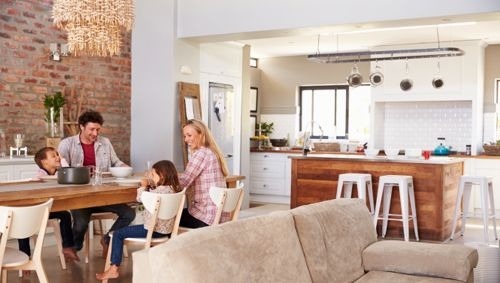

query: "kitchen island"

left=290, top=154, right=464, bottom=242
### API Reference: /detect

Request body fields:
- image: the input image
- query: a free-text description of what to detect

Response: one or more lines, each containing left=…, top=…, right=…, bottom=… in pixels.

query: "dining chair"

left=178, top=183, right=245, bottom=234
left=0, top=198, right=53, bottom=283
left=101, top=189, right=186, bottom=283
left=84, top=212, right=117, bottom=263
left=209, top=183, right=245, bottom=225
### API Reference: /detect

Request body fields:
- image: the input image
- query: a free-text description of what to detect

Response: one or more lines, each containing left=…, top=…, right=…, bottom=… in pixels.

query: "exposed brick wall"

left=0, top=0, right=131, bottom=163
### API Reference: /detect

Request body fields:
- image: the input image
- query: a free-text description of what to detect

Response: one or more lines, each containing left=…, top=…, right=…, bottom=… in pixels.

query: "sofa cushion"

left=363, top=240, right=478, bottom=282
left=355, top=270, right=463, bottom=283
left=291, top=199, right=377, bottom=283
left=147, top=211, right=312, bottom=283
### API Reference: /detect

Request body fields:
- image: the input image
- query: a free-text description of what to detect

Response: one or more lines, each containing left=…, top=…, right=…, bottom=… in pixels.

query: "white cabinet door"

left=14, top=164, right=39, bottom=179
left=0, top=165, right=13, bottom=181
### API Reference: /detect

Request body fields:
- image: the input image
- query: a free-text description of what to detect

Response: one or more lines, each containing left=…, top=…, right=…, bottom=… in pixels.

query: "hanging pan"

left=369, top=63, right=384, bottom=87
left=347, top=64, right=363, bottom=88
left=432, top=60, right=444, bottom=89
left=400, top=60, right=413, bottom=92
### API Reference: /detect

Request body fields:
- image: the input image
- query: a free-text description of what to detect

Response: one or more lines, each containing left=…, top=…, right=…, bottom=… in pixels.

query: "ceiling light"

left=52, top=0, right=134, bottom=57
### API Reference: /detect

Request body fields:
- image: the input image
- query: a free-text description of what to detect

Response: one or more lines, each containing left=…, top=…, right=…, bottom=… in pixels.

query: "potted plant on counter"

left=44, top=91, right=65, bottom=147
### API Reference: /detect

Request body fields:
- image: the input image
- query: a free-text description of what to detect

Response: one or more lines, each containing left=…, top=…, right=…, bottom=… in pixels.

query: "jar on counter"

left=466, top=144, right=471, bottom=156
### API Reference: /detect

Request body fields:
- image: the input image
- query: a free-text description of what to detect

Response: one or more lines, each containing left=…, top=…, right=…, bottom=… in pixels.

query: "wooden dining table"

left=0, top=175, right=246, bottom=212
left=0, top=178, right=138, bottom=212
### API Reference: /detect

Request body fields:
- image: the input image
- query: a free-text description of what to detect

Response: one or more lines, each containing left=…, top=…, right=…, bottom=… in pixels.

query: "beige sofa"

left=133, top=199, right=478, bottom=283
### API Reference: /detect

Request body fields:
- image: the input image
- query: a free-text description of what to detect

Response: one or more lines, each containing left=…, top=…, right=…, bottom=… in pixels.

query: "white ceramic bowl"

left=405, top=149, right=422, bottom=158
left=364, top=149, right=380, bottom=158
left=384, top=148, right=400, bottom=158
left=110, top=167, right=133, bottom=178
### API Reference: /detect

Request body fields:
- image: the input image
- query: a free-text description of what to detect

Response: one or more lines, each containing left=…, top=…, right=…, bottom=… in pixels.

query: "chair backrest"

left=0, top=198, right=53, bottom=262
left=141, top=188, right=186, bottom=245
left=0, top=209, right=13, bottom=274
left=209, top=183, right=244, bottom=225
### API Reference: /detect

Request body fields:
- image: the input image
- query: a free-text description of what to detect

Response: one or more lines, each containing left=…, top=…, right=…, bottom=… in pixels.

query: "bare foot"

left=96, top=265, right=119, bottom=280
left=63, top=247, right=80, bottom=262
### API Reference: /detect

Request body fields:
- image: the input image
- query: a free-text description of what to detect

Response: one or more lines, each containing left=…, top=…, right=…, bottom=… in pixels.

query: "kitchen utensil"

left=57, top=167, right=90, bottom=184
left=347, top=65, right=363, bottom=87
left=400, top=60, right=413, bottom=91
left=432, top=60, right=444, bottom=89
left=433, top=137, right=450, bottom=156
left=369, top=64, right=384, bottom=86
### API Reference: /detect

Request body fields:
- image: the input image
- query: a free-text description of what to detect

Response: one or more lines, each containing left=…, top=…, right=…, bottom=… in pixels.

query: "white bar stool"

left=373, top=175, right=419, bottom=242
left=336, top=173, right=374, bottom=214
left=450, top=176, right=498, bottom=243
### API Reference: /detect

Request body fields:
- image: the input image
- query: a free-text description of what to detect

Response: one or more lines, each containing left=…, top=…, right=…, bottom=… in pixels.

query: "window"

left=299, top=85, right=371, bottom=141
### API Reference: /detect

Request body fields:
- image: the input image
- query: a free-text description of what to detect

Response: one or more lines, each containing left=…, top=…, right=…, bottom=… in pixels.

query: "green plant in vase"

left=44, top=91, right=65, bottom=137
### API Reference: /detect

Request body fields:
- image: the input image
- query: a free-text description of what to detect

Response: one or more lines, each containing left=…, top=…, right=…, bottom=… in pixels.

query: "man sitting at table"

left=58, top=110, right=135, bottom=257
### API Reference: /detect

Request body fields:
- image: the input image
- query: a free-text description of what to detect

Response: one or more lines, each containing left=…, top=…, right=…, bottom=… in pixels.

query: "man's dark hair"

left=78, top=110, right=104, bottom=126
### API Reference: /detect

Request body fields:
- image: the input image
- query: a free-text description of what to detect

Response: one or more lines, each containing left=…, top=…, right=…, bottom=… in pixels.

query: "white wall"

left=131, top=1, right=176, bottom=170
left=177, top=0, right=500, bottom=39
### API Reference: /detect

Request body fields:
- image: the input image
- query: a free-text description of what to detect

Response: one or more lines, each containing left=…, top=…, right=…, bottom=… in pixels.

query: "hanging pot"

left=400, top=60, right=413, bottom=92
left=369, top=64, right=384, bottom=86
left=432, top=60, right=444, bottom=89
left=347, top=65, right=363, bottom=87
left=400, top=78, right=413, bottom=91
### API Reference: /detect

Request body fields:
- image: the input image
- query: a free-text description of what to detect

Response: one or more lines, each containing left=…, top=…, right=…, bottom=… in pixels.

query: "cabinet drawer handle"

left=262, top=184, right=267, bottom=188
left=263, top=167, right=268, bottom=171
left=264, top=154, right=269, bottom=158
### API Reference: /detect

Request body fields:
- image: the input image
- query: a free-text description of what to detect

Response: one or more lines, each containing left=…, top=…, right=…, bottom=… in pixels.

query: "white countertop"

left=0, top=156, right=35, bottom=165
left=289, top=154, right=463, bottom=165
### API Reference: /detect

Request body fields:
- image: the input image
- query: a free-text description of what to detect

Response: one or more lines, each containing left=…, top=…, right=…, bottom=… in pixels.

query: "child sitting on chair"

left=96, top=160, right=182, bottom=280
left=17, top=147, right=79, bottom=262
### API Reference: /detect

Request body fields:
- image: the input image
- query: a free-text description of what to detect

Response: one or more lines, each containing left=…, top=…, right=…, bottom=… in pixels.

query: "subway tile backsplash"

left=376, top=101, right=472, bottom=152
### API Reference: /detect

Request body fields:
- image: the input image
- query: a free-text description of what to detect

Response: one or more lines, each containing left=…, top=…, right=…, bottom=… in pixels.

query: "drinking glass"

left=92, top=166, right=102, bottom=185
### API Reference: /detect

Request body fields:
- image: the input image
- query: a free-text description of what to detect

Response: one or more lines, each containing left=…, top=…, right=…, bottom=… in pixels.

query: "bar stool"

left=373, top=175, right=419, bottom=242
left=450, top=176, right=498, bottom=243
left=336, top=173, right=374, bottom=214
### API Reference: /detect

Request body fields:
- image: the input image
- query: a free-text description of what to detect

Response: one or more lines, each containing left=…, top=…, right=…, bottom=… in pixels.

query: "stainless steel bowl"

left=400, top=78, right=413, bottom=91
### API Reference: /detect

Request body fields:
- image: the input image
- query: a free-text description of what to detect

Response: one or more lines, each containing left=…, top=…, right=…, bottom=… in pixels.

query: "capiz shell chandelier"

left=52, top=0, right=134, bottom=57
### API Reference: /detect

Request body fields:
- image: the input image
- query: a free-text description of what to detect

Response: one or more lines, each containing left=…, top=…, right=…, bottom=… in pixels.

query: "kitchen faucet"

left=302, top=120, right=324, bottom=155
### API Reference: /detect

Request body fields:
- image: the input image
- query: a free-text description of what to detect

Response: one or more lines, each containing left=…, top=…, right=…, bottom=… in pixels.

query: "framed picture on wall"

left=250, top=115, right=257, bottom=136
left=250, top=87, right=258, bottom=113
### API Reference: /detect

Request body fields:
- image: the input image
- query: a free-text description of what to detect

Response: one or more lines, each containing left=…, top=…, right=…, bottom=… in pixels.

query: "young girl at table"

left=17, top=147, right=79, bottom=262
left=96, top=160, right=182, bottom=280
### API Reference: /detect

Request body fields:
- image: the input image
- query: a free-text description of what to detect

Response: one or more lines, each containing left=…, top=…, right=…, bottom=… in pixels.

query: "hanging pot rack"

left=307, top=47, right=464, bottom=64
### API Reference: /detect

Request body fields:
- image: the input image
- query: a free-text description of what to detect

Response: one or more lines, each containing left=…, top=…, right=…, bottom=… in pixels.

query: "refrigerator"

left=208, top=82, right=235, bottom=174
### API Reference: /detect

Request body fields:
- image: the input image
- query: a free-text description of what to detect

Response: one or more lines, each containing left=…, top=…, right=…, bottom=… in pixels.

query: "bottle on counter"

left=466, top=144, right=471, bottom=156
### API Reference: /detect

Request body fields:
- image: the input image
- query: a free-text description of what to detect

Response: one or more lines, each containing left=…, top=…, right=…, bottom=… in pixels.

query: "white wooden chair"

left=0, top=198, right=53, bottom=283
left=84, top=212, right=117, bottom=263
left=209, top=183, right=245, bottom=225
left=101, top=189, right=186, bottom=283
left=178, top=183, right=245, bottom=233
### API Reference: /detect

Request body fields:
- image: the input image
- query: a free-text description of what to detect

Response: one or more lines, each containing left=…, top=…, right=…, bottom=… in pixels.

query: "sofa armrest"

left=362, top=240, right=478, bottom=282
left=132, top=249, right=153, bottom=283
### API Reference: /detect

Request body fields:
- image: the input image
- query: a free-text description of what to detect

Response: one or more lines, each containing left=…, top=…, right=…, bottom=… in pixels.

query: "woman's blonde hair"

left=183, top=119, right=229, bottom=177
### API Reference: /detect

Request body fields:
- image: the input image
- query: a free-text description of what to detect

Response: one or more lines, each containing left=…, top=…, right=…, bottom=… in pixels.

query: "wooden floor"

left=4, top=205, right=500, bottom=283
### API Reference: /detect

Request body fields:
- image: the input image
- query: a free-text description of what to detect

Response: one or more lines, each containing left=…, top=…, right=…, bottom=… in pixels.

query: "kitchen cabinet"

left=290, top=154, right=464, bottom=242
left=250, top=152, right=299, bottom=204
left=0, top=157, right=38, bottom=181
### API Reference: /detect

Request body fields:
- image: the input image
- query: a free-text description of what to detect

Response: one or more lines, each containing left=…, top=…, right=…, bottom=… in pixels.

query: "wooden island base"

left=290, top=155, right=464, bottom=242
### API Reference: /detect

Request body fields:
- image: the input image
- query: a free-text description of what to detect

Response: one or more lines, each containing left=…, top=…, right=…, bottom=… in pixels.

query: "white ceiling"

left=236, top=14, right=500, bottom=58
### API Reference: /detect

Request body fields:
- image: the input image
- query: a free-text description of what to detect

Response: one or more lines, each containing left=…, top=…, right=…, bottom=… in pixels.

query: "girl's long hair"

left=152, top=160, right=182, bottom=193
left=183, top=119, right=229, bottom=177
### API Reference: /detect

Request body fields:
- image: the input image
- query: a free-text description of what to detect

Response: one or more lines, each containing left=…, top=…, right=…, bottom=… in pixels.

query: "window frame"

left=299, top=85, right=350, bottom=139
